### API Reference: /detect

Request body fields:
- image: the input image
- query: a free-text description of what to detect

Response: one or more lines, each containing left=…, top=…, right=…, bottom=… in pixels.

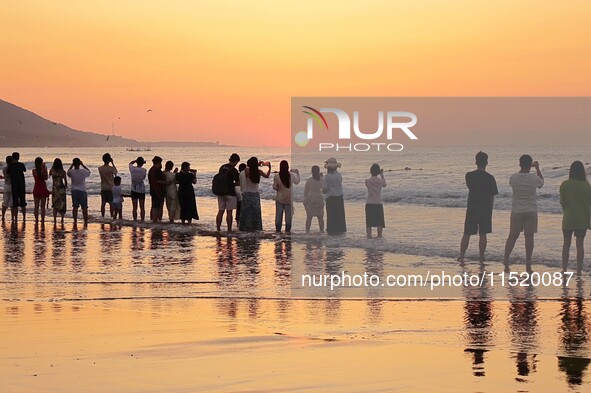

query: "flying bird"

left=146, top=109, right=153, bottom=113
left=18, top=120, right=22, bottom=125
left=52, top=122, right=58, bottom=126
left=106, top=135, right=110, bottom=141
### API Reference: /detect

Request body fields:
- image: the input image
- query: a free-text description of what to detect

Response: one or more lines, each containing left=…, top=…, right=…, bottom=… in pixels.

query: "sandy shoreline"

left=2, top=298, right=591, bottom=392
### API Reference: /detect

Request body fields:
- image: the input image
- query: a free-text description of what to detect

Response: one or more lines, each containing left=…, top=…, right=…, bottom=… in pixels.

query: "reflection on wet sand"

left=365, top=249, right=385, bottom=323
left=463, top=264, right=493, bottom=377
left=508, top=285, right=539, bottom=382
left=2, top=223, right=591, bottom=391
left=558, top=279, right=591, bottom=386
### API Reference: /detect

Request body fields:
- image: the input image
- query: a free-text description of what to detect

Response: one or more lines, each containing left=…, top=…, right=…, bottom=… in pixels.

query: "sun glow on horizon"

left=1, top=1, right=589, bottom=146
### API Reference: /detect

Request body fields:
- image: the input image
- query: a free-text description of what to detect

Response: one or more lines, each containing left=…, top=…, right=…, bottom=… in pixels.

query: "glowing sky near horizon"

left=0, top=1, right=589, bottom=146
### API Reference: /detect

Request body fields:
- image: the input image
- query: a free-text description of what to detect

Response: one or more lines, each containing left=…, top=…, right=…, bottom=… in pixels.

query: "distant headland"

left=0, top=99, right=226, bottom=147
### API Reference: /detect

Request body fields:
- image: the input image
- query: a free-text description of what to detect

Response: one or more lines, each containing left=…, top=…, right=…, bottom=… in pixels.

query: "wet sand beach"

left=1, top=218, right=591, bottom=392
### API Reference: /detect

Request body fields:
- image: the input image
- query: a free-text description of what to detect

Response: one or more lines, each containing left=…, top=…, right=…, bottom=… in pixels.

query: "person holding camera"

left=239, top=157, right=271, bottom=231
left=175, top=161, right=199, bottom=224
left=503, top=155, right=544, bottom=272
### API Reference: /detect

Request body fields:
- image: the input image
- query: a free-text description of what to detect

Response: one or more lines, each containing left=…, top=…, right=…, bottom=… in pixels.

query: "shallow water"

left=1, top=220, right=591, bottom=391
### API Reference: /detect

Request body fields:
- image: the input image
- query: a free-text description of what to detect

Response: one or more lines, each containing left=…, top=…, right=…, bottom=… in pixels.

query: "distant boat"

left=126, top=147, right=152, bottom=152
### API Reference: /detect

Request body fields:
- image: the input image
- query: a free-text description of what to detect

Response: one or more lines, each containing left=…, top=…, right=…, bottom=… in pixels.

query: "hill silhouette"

left=0, top=99, right=221, bottom=147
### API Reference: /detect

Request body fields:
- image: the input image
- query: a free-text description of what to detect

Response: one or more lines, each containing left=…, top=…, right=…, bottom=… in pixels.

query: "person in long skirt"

left=365, top=163, right=387, bottom=238
left=239, top=156, right=271, bottom=231
left=560, top=161, right=591, bottom=273
left=323, top=157, right=346, bottom=235
left=175, top=162, right=199, bottom=224
left=164, top=160, right=181, bottom=223
left=49, top=158, right=67, bottom=226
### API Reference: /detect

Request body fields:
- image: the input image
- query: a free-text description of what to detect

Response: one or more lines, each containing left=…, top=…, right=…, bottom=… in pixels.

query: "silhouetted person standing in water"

left=98, top=153, right=117, bottom=218
left=148, top=156, right=167, bottom=223
left=503, top=154, right=544, bottom=272
left=1, top=155, right=13, bottom=222
left=8, top=152, right=27, bottom=222
left=458, top=151, right=498, bottom=263
left=215, top=153, right=241, bottom=232
left=129, top=157, right=147, bottom=221
left=323, top=157, right=346, bottom=235
left=67, top=158, right=91, bottom=227
left=560, top=161, right=591, bottom=274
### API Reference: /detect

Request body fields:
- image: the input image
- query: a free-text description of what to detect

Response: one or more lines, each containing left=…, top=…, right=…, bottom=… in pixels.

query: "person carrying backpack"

left=213, top=153, right=241, bottom=231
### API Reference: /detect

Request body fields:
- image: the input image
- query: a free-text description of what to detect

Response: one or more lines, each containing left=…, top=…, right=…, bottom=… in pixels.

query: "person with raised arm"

left=503, top=155, right=544, bottom=273
left=67, top=158, right=91, bottom=227
left=129, top=157, right=147, bottom=221
left=365, top=163, right=387, bottom=238
left=239, top=157, right=271, bottom=231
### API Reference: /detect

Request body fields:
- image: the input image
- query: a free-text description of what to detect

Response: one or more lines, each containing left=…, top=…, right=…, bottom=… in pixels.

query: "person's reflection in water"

left=507, top=285, right=539, bottom=382
left=3, top=221, right=25, bottom=266
left=273, top=240, right=292, bottom=319
left=149, top=228, right=164, bottom=267
left=236, top=237, right=261, bottom=288
left=99, top=223, right=123, bottom=268
left=324, top=248, right=344, bottom=324
left=364, top=249, right=385, bottom=323
left=70, top=226, right=87, bottom=273
left=130, top=226, right=146, bottom=265
left=215, top=237, right=239, bottom=331
left=558, top=278, right=591, bottom=386
left=463, top=264, right=493, bottom=377
left=33, top=221, right=47, bottom=268
left=175, top=232, right=195, bottom=265
left=274, top=240, right=292, bottom=287
left=2, top=222, right=25, bottom=302
left=51, top=226, right=67, bottom=267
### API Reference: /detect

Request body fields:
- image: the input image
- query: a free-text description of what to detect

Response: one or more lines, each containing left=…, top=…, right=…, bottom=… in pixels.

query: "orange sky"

left=0, top=1, right=589, bottom=146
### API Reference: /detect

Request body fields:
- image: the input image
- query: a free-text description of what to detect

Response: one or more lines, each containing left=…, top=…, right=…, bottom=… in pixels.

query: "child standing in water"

left=365, top=163, right=386, bottom=238
left=112, top=176, right=124, bottom=220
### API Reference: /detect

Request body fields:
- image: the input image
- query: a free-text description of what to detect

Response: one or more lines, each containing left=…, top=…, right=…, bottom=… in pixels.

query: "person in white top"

left=303, top=165, right=326, bottom=233
left=1, top=155, right=13, bottom=222
left=503, top=154, right=544, bottom=272
left=67, top=158, right=91, bottom=226
left=129, top=157, right=147, bottom=221
left=365, top=164, right=387, bottom=238
left=112, top=176, right=124, bottom=220
left=273, top=160, right=300, bottom=233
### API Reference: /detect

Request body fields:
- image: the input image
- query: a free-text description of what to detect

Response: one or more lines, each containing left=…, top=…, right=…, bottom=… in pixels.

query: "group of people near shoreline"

left=458, top=152, right=591, bottom=274
left=0, top=152, right=382, bottom=237
left=2, top=150, right=590, bottom=273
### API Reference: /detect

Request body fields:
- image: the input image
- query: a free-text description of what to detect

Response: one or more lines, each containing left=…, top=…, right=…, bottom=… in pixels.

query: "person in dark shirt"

left=215, top=153, right=241, bottom=232
left=148, top=156, right=167, bottom=223
left=8, top=152, right=27, bottom=222
left=458, top=151, right=498, bottom=263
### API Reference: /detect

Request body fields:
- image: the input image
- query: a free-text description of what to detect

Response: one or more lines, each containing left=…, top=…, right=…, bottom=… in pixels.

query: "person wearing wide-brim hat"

left=322, top=157, right=346, bottom=235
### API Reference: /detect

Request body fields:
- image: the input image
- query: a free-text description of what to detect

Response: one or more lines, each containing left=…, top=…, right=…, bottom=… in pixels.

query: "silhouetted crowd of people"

left=2, top=150, right=590, bottom=273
